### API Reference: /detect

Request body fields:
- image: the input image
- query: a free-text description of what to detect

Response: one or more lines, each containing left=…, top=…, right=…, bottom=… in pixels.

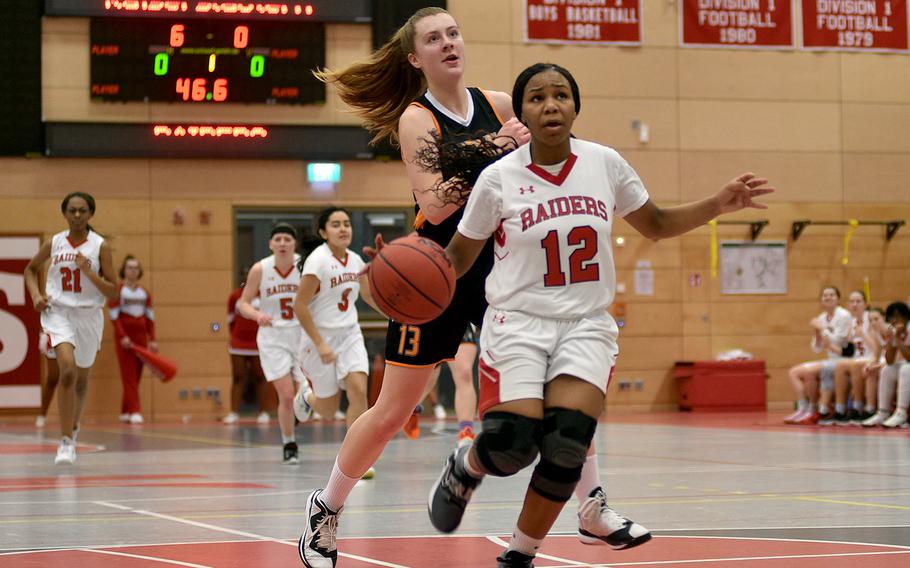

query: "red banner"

left=802, top=0, right=908, bottom=51
left=0, top=237, right=42, bottom=409
left=525, top=0, right=642, bottom=45
left=681, top=0, right=795, bottom=48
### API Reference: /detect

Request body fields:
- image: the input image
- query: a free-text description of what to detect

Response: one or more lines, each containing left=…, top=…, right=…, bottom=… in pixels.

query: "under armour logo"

left=493, top=313, right=506, bottom=324
left=519, top=185, right=535, bottom=194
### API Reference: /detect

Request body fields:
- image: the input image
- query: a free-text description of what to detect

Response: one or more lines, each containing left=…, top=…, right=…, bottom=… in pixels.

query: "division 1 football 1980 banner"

left=0, top=236, right=41, bottom=409
left=525, top=0, right=642, bottom=45
left=681, top=0, right=795, bottom=48
left=801, top=0, right=908, bottom=51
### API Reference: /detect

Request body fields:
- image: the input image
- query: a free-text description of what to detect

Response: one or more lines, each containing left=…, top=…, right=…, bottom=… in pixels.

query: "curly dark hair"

left=413, top=131, right=518, bottom=207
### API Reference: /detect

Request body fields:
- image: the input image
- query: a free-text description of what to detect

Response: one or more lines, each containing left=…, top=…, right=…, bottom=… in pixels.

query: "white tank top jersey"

left=458, top=139, right=650, bottom=319
left=46, top=230, right=106, bottom=309
left=257, top=254, right=302, bottom=328
left=301, top=243, right=365, bottom=329
left=110, top=284, right=154, bottom=319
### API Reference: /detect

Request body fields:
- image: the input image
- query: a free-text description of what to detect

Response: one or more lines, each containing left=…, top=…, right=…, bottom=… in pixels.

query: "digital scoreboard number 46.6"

left=90, top=19, right=325, bottom=105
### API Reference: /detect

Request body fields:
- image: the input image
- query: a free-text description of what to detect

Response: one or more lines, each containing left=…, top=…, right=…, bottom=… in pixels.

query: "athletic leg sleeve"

left=530, top=407, right=597, bottom=503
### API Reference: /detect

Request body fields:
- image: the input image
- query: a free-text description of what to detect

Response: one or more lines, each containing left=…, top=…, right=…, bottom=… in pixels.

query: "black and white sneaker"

left=578, top=487, right=651, bottom=550
left=299, top=490, right=341, bottom=568
left=427, top=446, right=481, bottom=533
left=283, top=442, right=299, bottom=465
left=496, top=549, right=535, bottom=567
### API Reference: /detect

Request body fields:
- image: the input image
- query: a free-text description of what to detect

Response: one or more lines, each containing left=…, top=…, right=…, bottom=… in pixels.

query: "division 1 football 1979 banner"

left=525, top=0, right=642, bottom=45
left=680, top=0, right=795, bottom=48
left=801, top=0, right=908, bottom=51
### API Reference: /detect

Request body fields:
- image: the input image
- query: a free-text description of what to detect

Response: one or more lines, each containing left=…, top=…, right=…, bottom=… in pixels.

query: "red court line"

left=4, top=535, right=908, bottom=568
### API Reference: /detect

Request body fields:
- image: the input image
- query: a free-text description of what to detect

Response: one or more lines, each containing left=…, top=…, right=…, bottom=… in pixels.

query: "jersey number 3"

left=338, top=288, right=352, bottom=312
left=60, top=267, right=83, bottom=293
left=540, top=226, right=600, bottom=287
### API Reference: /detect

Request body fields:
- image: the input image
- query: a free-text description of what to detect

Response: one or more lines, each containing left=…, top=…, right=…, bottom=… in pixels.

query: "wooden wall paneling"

left=452, top=0, right=514, bottom=44
left=509, top=46, right=679, bottom=99
left=679, top=101, right=842, bottom=152
left=152, top=270, right=233, bottom=305
left=841, top=53, right=910, bottom=104
left=679, top=151, right=843, bottom=204
left=620, top=302, right=683, bottom=336
left=843, top=154, right=910, bottom=202
left=619, top=150, right=680, bottom=201
left=842, top=103, right=910, bottom=153
left=153, top=306, right=230, bottom=341
left=574, top=98, right=679, bottom=151
left=678, top=51, right=842, bottom=102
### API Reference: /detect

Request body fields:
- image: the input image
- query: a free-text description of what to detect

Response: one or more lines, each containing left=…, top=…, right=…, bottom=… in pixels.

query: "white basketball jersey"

left=46, top=230, right=106, bottom=308
left=301, top=243, right=365, bottom=329
left=459, top=139, right=649, bottom=318
left=257, top=255, right=302, bottom=328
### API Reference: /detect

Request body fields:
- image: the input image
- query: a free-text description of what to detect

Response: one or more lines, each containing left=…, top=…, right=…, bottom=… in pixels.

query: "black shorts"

left=384, top=240, right=492, bottom=367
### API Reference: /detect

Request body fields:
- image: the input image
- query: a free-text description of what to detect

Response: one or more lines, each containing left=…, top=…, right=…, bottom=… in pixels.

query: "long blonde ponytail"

left=314, top=7, right=449, bottom=145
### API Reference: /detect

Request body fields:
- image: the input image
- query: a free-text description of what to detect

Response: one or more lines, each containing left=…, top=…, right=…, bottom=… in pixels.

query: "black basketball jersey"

left=410, top=87, right=503, bottom=246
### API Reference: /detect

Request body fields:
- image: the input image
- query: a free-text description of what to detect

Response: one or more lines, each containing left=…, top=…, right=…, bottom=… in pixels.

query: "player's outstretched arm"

left=445, top=232, right=487, bottom=279
left=625, top=173, right=774, bottom=241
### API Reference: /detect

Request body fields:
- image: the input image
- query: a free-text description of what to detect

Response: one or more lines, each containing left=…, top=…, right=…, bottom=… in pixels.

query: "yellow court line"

left=87, top=428, right=338, bottom=456
left=796, top=496, right=910, bottom=511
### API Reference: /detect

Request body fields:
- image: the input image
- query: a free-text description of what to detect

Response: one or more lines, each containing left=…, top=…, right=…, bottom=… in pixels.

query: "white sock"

left=835, top=403, right=846, bottom=414
left=797, top=399, right=809, bottom=411
left=574, top=453, right=600, bottom=502
left=508, top=526, right=541, bottom=557
left=281, top=434, right=295, bottom=444
left=321, top=458, right=360, bottom=512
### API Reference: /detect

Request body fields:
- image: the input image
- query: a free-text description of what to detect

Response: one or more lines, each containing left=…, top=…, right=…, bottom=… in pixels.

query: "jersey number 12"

left=540, top=226, right=600, bottom=287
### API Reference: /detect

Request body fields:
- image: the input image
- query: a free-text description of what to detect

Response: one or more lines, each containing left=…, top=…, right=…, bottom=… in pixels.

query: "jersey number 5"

left=540, top=226, right=600, bottom=287
left=60, top=267, right=83, bottom=293
left=279, top=297, right=294, bottom=320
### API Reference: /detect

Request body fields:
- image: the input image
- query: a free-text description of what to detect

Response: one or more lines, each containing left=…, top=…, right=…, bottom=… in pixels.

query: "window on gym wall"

left=233, top=207, right=412, bottom=321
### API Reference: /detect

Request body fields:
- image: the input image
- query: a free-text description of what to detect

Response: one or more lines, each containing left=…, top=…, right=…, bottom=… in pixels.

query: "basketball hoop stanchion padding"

left=132, top=345, right=179, bottom=382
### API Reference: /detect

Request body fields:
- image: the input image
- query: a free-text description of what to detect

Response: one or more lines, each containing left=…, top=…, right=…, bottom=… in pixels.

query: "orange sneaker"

left=456, top=426, right=475, bottom=448
left=403, top=412, right=420, bottom=440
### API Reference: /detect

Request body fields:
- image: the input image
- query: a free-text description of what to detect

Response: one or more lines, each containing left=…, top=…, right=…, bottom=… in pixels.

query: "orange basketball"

left=368, top=234, right=456, bottom=324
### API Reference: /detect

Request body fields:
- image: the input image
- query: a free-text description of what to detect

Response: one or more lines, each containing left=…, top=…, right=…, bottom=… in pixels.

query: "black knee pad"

left=474, top=412, right=541, bottom=477
left=530, top=407, right=597, bottom=503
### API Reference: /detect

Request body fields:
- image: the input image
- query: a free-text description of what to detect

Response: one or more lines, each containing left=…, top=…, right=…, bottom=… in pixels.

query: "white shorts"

left=40, top=305, right=104, bottom=368
left=256, top=325, right=305, bottom=382
left=39, top=330, right=56, bottom=360
left=477, top=308, right=618, bottom=416
left=300, top=325, right=369, bottom=399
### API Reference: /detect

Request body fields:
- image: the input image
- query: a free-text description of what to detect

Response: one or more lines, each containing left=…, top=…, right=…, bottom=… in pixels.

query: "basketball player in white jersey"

left=237, top=223, right=305, bottom=464
left=293, top=208, right=378, bottom=435
left=25, top=192, right=119, bottom=465
left=426, top=64, right=774, bottom=567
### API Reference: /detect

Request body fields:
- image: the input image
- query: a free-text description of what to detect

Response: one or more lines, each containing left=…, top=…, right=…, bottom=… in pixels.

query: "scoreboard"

left=90, top=19, right=325, bottom=105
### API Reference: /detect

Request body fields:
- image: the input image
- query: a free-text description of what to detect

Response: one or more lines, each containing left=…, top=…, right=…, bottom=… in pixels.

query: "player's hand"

left=256, top=312, right=273, bottom=327
left=810, top=316, right=826, bottom=331
left=496, top=117, right=530, bottom=150
left=362, top=233, right=385, bottom=259
left=895, top=322, right=908, bottom=341
left=120, top=336, right=133, bottom=349
left=33, top=294, right=49, bottom=312
left=75, top=252, right=91, bottom=271
left=317, top=342, right=337, bottom=364
left=715, top=173, right=775, bottom=214
left=148, top=340, right=159, bottom=353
